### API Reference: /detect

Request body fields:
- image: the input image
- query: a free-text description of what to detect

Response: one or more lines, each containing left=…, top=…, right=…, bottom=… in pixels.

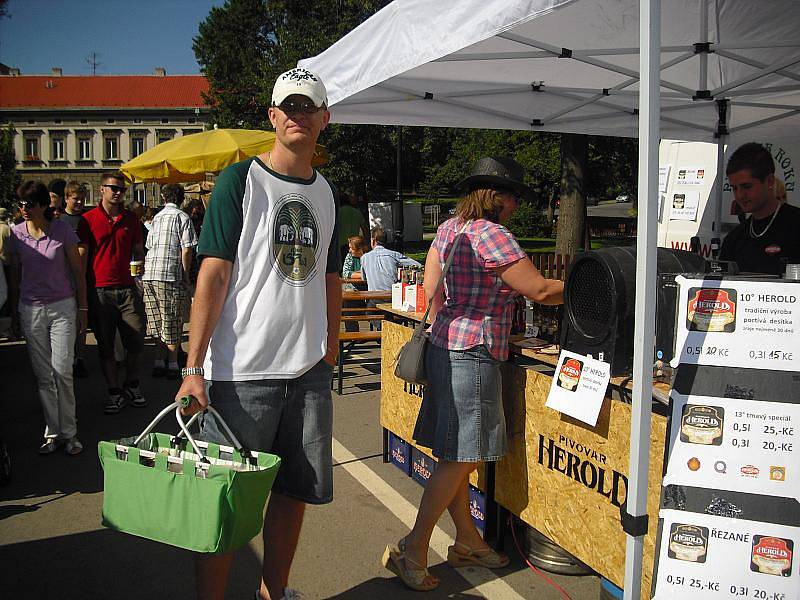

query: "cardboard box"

left=403, top=284, right=427, bottom=313
left=391, top=282, right=406, bottom=310
left=411, top=447, right=437, bottom=487
left=469, top=485, right=487, bottom=534
left=388, top=432, right=411, bottom=476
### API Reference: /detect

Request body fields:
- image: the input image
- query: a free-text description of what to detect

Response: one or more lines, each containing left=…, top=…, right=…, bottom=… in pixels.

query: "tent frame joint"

left=619, top=504, right=649, bottom=537
left=693, top=41, right=713, bottom=55
left=693, top=89, right=714, bottom=101
left=560, top=47, right=573, bottom=58
left=531, top=118, right=544, bottom=127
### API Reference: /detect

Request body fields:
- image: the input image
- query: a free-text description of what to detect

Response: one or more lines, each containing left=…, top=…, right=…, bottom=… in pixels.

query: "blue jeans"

left=413, top=343, right=507, bottom=462
left=200, top=359, right=334, bottom=504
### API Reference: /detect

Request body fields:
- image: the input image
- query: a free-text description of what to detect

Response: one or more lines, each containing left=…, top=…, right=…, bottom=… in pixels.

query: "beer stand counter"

left=377, top=303, right=669, bottom=596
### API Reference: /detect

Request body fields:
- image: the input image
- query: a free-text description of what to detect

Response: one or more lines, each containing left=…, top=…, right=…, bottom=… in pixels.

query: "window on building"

left=107, top=119, right=116, bottom=124
left=24, top=137, right=39, bottom=160
left=134, top=185, right=147, bottom=205
left=51, top=137, right=65, bottom=160
left=80, top=119, right=88, bottom=124
left=157, top=132, right=173, bottom=145
left=81, top=182, right=94, bottom=205
left=78, top=137, right=92, bottom=160
left=131, top=136, right=145, bottom=158
left=104, top=137, right=119, bottom=160
left=133, top=118, right=143, bottom=124
left=161, top=118, right=170, bottom=124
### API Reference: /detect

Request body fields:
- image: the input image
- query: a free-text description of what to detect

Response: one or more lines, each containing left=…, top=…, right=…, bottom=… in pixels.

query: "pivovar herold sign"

left=672, top=277, right=800, bottom=371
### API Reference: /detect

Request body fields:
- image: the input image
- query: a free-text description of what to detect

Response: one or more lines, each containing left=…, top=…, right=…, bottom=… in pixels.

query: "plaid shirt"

left=142, top=203, right=198, bottom=282
left=429, top=218, right=527, bottom=360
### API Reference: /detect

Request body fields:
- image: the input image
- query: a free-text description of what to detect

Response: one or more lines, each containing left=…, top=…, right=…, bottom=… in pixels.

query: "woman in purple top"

left=9, top=181, right=88, bottom=456
left=382, top=157, right=565, bottom=591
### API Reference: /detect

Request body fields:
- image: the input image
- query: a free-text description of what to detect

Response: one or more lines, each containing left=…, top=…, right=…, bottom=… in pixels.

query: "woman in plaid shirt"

left=383, top=157, right=564, bottom=591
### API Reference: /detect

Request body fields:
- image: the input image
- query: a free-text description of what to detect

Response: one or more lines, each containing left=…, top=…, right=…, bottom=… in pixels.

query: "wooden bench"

left=335, top=330, right=382, bottom=394
left=340, top=314, right=384, bottom=322
left=342, top=307, right=380, bottom=314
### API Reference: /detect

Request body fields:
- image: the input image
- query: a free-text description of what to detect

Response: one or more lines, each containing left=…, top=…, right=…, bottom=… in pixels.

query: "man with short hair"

left=62, top=181, right=89, bottom=377
left=143, top=183, right=196, bottom=379
left=175, top=67, right=341, bottom=600
left=720, top=142, right=800, bottom=275
left=77, top=173, right=147, bottom=413
left=360, top=227, right=421, bottom=292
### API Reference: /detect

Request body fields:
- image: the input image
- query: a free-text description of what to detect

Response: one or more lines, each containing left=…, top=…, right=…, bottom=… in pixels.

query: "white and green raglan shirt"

left=198, top=156, right=340, bottom=380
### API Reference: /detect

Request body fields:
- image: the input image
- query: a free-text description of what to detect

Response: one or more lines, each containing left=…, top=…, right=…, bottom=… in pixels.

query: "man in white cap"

left=176, top=67, right=341, bottom=600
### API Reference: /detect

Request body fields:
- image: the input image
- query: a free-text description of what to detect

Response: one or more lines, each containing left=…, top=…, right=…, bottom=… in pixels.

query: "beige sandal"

left=447, top=541, right=510, bottom=569
left=381, top=544, right=439, bottom=591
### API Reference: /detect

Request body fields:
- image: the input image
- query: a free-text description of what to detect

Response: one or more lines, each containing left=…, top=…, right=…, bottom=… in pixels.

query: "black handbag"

left=394, top=222, right=470, bottom=386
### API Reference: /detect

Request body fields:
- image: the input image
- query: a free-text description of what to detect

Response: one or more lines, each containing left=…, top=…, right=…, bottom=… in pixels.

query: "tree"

left=0, top=124, right=18, bottom=207
left=555, top=134, right=588, bottom=256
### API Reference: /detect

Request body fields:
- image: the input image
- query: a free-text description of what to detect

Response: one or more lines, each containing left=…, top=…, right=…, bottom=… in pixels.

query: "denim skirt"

left=413, top=342, right=507, bottom=462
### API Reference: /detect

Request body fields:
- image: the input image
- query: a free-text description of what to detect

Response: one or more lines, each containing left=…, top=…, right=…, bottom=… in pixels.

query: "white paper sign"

left=675, top=166, right=708, bottom=186
left=545, top=350, right=610, bottom=426
left=663, top=392, right=799, bottom=499
left=660, top=165, right=672, bottom=193
left=653, top=510, right=799, bottom=599
left=671, top=278, right=800, bottom=372
left=669, top=190, right=700, bottom=221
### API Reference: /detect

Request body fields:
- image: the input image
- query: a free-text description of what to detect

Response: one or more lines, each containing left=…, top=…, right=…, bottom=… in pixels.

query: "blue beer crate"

left=410, top=446, right=437, bottom=487
left=469, top=485, right=487, bottom=534
left=388, top=432, right=411, bottom=476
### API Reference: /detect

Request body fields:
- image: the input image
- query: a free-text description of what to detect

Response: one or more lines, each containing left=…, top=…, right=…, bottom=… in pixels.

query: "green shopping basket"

left=98, top=401, right=281, bottom=553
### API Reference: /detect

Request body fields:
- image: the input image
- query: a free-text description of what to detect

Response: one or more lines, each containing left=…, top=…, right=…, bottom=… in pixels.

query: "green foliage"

left=0, top=124, right=19, bottom=206
left=505, top=201, right=551, bottom=238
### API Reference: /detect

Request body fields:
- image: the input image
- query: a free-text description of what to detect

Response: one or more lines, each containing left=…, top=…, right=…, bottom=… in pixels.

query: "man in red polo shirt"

left=77, top=172, right=147, bottom=414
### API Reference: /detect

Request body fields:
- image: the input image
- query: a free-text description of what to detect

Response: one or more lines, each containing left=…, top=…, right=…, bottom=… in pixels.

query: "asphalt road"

left=0, top=330, right=603, bottom=600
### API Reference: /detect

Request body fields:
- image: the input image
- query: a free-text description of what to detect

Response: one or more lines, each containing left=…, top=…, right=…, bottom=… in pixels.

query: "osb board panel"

left=380, top=320, right=485, bottom=491
left=495, top=364, right=667, bottom=596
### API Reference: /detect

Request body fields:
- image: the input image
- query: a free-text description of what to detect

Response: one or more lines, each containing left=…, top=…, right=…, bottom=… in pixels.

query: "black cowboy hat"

left=455, top=156, right=534, bottom=200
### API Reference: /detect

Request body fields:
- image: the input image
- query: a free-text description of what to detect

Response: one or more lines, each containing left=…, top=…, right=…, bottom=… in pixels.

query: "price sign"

left=545, top=350, right=610, bottom=427
left=663, top=393, right=799, bottom=499
left=669, top=190, right=701, bottom=221
left=675, top=165, right=708, bottom=186
left=671, top=278, right=800, bottom=372
left=653, top=510, right=799, bottom=599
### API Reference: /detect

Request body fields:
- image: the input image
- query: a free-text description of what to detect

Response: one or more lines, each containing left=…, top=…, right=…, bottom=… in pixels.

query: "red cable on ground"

left=509, top=516, right=574, bottom=600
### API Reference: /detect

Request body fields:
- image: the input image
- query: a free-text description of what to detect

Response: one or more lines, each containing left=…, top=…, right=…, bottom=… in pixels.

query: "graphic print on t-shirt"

left=271, top=193, right=321, bottom=286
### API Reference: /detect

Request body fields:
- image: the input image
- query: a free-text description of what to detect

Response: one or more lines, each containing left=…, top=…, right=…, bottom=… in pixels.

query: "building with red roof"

left=0, top=68, right=210, bottom=205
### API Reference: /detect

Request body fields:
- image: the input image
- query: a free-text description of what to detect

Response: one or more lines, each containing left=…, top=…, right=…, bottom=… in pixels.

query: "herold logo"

left=557, top=358, right=583, bottom=391
left=391, top=448, right=406, bottom=465
left=680, top=405, right=724, bottom=446
left=470, top=498, right=484, bottom=522
left=537, top=435, right=627, bottom=508
left=687, top=287, right=737, bottom=332
left=740, top=465, right=760, bottom=478
left=668, top=524, right=709, bottom=563
left=764, top=244, right=782, bottom=255
left=751, top=535, right=793, bottom=576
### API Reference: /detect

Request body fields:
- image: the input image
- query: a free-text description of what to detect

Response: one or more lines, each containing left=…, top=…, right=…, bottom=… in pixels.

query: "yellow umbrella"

left=121, top=128, right=329, bottom=184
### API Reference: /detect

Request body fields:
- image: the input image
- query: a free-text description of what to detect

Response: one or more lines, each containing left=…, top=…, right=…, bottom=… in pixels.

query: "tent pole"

left=714, top=99, right=730, bottom=248
left=624, top=0, right=659, bottom=598
left=395, top=125, right=404, bottom=250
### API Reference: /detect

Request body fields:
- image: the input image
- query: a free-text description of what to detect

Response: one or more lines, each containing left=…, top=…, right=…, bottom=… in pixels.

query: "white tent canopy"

left=300, top=2, right=799, bottom=598
left=301, top=0, right=800, bottom=141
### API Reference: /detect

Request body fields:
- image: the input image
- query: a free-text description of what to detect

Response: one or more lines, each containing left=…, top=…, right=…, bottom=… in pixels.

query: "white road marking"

left=331, top=437, right=528, bottom=600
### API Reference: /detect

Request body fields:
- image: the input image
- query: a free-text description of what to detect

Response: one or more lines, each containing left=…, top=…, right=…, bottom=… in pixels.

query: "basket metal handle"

left=132, top=401, right=251, bottom=464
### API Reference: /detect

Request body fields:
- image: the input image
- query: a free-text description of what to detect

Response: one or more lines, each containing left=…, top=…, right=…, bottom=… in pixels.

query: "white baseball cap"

left=271, top=68, right=328, bottom=108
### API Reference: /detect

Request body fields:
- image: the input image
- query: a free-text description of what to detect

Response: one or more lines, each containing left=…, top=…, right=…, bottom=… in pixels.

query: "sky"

left=0, top=0, right=224, bottom=75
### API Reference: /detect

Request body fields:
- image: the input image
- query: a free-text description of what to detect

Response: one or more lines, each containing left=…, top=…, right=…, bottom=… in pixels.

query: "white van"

left=657, top=138, right=798, bottom=257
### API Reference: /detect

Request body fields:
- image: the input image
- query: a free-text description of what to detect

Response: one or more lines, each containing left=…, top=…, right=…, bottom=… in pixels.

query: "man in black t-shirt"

left=719, top=142, right=800, bottom=275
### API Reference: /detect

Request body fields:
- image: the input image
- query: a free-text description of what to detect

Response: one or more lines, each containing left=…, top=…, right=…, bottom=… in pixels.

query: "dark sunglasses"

left=17, top=200, right=41, bottom=209
left=103, top=184, right=128, bottom=194
left=274, top=99, right=323, bottom=116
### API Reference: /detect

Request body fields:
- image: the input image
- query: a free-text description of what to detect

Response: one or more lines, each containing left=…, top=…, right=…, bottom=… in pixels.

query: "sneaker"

left=104, top=393, right=126, bottom=414
left=124, top=386, right=147, bottom=408
left=73, top=359, right=89, bottom=378
left=64, top=437, right=83, bottom=456
left=38, top=438, right=62, bottom=455
left=254, top=590, right=305, bottom=600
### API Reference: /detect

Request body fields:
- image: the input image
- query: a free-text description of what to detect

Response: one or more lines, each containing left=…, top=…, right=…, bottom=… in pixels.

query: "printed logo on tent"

left=271, top=194, right=321, bottom=286
left=687, top=287, right=737, bottom=332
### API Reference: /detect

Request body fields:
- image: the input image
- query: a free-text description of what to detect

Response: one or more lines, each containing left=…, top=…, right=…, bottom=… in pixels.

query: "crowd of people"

left=2, top=175, right=205, bottom=456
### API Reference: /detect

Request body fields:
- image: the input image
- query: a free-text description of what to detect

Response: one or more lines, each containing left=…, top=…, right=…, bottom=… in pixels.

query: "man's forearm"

left=181, top=248, right=194, bottom=282
left=185, top=258, right=232, bottom=368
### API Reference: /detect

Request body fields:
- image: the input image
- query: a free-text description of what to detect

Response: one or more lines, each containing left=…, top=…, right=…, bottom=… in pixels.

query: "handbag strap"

left=411, top=220, right=471, bottom=337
